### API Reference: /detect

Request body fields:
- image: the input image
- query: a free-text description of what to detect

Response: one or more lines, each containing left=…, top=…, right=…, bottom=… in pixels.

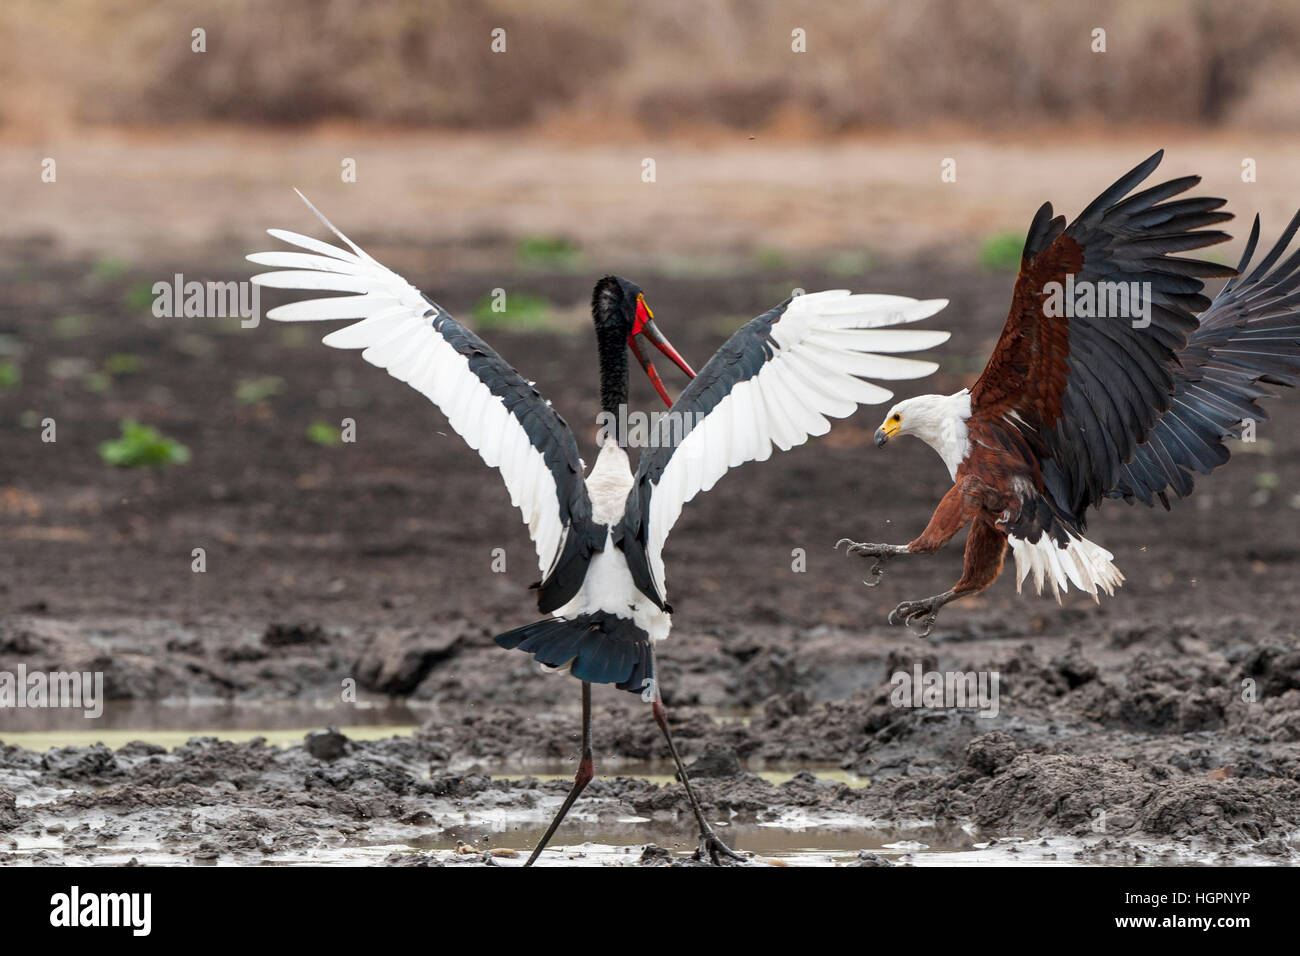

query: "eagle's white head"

left=875, top=389, right=973, bottom=479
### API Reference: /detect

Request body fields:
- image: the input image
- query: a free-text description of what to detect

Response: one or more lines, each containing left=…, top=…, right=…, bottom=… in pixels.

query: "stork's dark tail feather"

left=1111, top=211, right=1300, bottom=507
left=495, top=612, right=654, bottom=695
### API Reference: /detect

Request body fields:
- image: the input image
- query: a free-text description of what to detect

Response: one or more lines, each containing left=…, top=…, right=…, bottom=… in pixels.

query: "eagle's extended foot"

left=835, top=539, right=911, bottom=587
left=888, top=590, right=957, bottom=638
left=693, top=825, right=749, bottom=866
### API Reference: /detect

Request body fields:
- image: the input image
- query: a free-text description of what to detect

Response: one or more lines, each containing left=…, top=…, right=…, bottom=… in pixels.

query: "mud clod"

left=354, top=629, right=462, bottom=695
left=684, top=746, right=742, bottom=778
left=848, top=851, right=893, bottom=867
left=305, top=727, right=350, bottom=761
left=639, top=844, right=674, bottom=866
left=966, top=732, right=1021, bottom=776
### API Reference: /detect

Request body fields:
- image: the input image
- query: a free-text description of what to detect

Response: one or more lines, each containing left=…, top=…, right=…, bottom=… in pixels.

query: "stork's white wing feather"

left=248, top=194, right=585, bottom=581
left=628, top=290, right=949, bottom=603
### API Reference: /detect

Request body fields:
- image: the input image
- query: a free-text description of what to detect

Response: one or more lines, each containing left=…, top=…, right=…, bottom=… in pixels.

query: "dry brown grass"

left=4, top=0, right=1300, bottom=134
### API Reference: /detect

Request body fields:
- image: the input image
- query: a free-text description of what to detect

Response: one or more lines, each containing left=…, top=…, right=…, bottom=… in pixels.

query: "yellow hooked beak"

left=875, top=417, right=901, bottom=447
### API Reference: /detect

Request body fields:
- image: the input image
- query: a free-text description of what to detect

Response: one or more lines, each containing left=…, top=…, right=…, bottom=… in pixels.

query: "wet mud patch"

left=2, top=630, right=1298, bottom=865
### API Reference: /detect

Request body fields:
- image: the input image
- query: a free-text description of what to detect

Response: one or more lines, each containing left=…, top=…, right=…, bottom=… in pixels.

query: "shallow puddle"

left=0, top=700, right=1246, bottom=866
left=0, top=724, right=420, bottom=751
left=0, top=697, right=420, bottom=734
left=411, top=819, right=971, bottom=859
left=491, top=766, right=870, bottom=788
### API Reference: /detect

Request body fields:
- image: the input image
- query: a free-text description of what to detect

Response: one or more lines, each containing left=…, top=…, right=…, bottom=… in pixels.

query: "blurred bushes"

left=3, top=0, right=1298, bottom=130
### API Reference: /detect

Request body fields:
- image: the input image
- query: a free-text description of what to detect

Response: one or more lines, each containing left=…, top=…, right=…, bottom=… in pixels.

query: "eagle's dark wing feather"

left=1111, top=211, right=1300, bottom=506
left=969, top=150, right=1235, bottom=528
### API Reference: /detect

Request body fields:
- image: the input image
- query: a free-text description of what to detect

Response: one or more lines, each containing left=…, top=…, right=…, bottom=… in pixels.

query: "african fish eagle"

left=840, top=150, right=1300, bottom=636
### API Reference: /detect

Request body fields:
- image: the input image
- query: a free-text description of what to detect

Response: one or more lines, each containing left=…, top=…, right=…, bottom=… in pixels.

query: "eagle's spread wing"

left=969, top=150, right=1234, bottom=526
left=618, top=291, right=950, bottom=607
left=1111, top=211, right=1300, bottom=506
left=249, top=193, right=601, bottom=613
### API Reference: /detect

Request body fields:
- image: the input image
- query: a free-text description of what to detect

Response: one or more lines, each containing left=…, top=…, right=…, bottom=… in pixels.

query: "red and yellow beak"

left=629, top=293, right=696, bottom=406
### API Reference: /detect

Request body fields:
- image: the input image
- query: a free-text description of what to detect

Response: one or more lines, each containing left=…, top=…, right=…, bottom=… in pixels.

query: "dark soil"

left=1, top=247, right=1299, bottom=864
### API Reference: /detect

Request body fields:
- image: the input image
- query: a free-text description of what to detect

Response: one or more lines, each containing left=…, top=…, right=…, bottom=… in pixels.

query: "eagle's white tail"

left=1006, top=531, right=1125, bottom=603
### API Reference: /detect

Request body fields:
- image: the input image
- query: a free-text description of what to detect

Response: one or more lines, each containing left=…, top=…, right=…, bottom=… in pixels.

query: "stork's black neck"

left=597, top=321, right=629, bottom=415
left=591, top=274, right=638, bottom=417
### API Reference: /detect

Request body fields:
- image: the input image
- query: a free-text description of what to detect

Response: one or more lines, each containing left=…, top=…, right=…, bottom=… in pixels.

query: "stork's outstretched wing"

left=968, top=150, right=1235, bottom=527
left=1111, top=211, right=1300, bottom=506
left=617, top=291, right=949, bottom=607
left=249, top=194, right=601, bottom=613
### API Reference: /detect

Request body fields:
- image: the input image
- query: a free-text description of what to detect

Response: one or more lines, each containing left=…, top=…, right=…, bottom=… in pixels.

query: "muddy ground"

left=1, top=245, right=1299, bottom=865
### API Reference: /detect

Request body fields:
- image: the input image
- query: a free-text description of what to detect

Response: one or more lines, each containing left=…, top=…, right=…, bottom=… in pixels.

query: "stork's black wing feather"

left=616, top=292, right=950, bottom=608
left=1111, top=211, right=1300, bottom=506
left=432, top=307, right=607, bottom=611
left=248, top=195, right=604, bottom=614
left=618, top=302, right=789, bottom=609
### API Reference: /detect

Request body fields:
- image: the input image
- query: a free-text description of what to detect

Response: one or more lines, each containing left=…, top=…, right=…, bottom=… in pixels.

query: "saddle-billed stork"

left=249, top=193, right=950, bottom=865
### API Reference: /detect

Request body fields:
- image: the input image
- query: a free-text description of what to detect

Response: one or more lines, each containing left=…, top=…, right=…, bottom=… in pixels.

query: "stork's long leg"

left=649, top=652, right=748, bottom=865
left=524, top=681, right=594, bottom=867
